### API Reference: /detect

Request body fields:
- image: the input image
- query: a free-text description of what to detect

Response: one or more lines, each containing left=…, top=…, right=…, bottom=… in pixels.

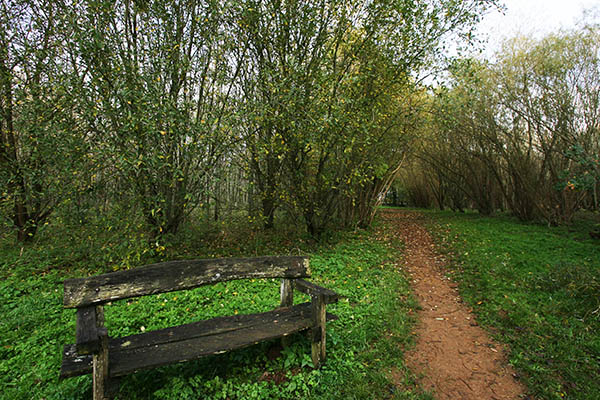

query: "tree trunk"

left=304, top=209, right=324, bottom=238
left=262, top=196, right=276, bottom=229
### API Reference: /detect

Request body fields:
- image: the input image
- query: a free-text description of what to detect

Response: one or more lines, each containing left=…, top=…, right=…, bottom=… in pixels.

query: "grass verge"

left=424, top=210, right=600, bottom=400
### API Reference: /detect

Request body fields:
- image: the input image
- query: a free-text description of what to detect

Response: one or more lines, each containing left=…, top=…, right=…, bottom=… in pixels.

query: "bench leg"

left=93, top=333, right=109, bottom=400
left=280, top=278, right=294, bottom=308
left=311, top=294, right=326, bottom=368
left=106, top=377, right=121, bottom=399
left=280, top=279, right=294, bottom=348
left=93, top=306, right=117, bottom=400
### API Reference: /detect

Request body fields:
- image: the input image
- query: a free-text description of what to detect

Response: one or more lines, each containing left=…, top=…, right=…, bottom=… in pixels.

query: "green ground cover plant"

left=0, top=216, right=429, bottom=400
left=425, top=210, right=600, bottom=400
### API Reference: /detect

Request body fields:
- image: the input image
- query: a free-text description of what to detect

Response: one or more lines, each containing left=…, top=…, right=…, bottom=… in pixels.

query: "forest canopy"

left=1, top=0, right=500, bottom=242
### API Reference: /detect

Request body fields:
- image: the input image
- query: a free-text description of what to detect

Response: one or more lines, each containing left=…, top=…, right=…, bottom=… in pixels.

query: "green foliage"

left=563, top=145, right=600, bottom=191
left=0, top=215, right=428, bottom=400
left=411, top=26, right=600, bottom=223
left=427, top=210, right=600, bottom=399
left=65, top=0, right=242, bottom=237
left=2, top=0, right=498, bottom=241
left=0, top=1, right=87, bottom=241
left=236, top=0, right=499, bottom=236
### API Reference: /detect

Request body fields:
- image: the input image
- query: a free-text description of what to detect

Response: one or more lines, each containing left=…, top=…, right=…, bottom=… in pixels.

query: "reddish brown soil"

left=382, top=210, right=526, bottom=400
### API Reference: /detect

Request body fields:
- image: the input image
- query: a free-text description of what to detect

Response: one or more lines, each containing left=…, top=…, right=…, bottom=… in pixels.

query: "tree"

left=69, top=0, right=244, bottom=238
left=494, top=30, right=598, bottom=223
left=415, top=26, right=600, bottom=224
left=237, top=0, right=500, bottom=236
left=0, top=0, right=84, bottom=241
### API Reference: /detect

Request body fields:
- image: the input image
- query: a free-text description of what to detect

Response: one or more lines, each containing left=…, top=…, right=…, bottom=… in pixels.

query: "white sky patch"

left=476, top=0, right=600, bottom=58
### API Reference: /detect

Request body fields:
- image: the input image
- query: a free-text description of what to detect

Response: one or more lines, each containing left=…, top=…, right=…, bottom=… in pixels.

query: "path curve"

left=383, top=210, right=525, bottom=400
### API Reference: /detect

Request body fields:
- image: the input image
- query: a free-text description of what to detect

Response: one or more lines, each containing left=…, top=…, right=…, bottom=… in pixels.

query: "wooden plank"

left=280, top=279, right=294, bottom=308
left=110, top=304, right=339, bottom=377
left=60, top=303, right=338, bottom=379
left=111, top=303, right=312, bottom=350
left=93, top=332, right=109, bottom=399
left=294, top=279, right=339, bottom=304
left=76, top=306, right=99, bottom=354
left=64, top=256, right=310, bottom=308
left=279, top=279, right=294, bottom=347
left=310, top=295, right=327, bottom=368
left=93, top=306, right=111, bottom=400
left=111, top=309, right=309, bottom=376
left=60, top=343, right=92, bottom=379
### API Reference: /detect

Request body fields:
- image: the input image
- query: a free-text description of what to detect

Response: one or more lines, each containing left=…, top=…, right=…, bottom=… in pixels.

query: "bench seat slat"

left=64, top=256, right=310, bottom=308
left=76, top=306, right=99, bottom=354
left=60, top=302, right=337, bottom=379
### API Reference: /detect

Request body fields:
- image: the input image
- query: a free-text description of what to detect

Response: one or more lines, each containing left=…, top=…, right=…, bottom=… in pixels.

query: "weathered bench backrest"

left=64, top=256, right=310, bottom=308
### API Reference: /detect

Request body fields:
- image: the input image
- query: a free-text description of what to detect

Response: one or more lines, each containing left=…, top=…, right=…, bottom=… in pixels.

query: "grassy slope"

left=425, top=210, right=600, bottom=400
left=0, top=218, right=429, bottom=400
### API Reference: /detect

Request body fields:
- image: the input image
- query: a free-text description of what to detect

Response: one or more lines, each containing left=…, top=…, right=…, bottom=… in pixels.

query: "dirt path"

left=382, top=210, right=526, bottom=400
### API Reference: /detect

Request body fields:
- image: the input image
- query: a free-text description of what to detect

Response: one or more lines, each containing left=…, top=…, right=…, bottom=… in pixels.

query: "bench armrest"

left=76, top=306, right=100, bottom=354
left=294, top=279, right=340, bottom=304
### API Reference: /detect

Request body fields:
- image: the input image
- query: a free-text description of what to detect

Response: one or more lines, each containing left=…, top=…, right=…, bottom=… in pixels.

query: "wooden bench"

left=59, top=256, right=339, bottom=399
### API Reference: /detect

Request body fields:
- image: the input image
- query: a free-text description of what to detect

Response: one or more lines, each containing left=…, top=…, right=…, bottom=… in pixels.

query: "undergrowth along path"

left=383, top=210, right=525, bottom=400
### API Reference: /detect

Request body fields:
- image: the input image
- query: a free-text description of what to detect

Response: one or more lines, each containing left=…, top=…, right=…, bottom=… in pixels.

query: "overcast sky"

left=476, top=0, right=600, bottom=57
